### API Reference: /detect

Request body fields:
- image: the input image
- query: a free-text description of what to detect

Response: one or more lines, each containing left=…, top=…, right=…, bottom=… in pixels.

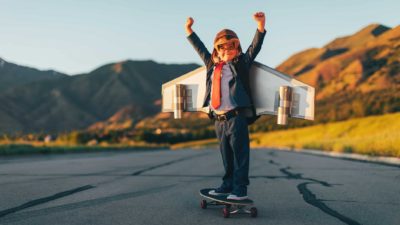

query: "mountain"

left=0, top=57, right=67, bottom=92
left=0, top=60, right=199, bottom=134
left=273, top=24, right=400, bottom=123
left=276, top=24, right=400, bottom=100
left=87, top=105, right=145, bottom=132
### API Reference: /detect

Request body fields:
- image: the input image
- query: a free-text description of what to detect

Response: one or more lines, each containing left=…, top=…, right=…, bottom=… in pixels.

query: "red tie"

left=211, top=62, right=225, bottom=109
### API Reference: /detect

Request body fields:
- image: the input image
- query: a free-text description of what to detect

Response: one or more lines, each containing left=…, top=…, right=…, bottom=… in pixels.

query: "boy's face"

left=217, top=42, right=239, bottom=62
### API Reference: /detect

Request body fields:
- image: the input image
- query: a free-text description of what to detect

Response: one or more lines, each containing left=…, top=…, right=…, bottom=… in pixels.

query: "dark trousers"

left=214, top=114, right=250, bottom=196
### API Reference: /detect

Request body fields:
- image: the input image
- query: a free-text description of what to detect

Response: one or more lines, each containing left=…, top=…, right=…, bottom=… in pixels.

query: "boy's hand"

left=185, top=17, right=194, bottom=36
left=253, top=12, right=265, bottom=23
left=253, top=12, right=265, bottom=32
left=186, top=17, right=194, bottom=28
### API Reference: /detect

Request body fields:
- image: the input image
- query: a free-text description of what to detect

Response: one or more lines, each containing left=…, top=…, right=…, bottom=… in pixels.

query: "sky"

left=0, top=0, right=399, bottom=75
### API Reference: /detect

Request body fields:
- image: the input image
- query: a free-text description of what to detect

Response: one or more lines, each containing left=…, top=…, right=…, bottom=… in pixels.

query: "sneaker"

left=208, top=187, right=231, bottom=196
left=227, top=194, right=248, bottom=200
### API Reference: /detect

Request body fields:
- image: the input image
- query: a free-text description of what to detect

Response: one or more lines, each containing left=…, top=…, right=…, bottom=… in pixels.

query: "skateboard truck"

left=199, top=189, right=258, bottom=218
left=201, top=199, right=257, bottom=218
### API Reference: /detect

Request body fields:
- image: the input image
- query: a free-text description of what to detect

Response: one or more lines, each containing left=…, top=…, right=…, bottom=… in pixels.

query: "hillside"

left=277, top=24, right=400, bottom=100
left=0, top=60, right=199, bottom=133
left=252, top=112, right=400, bottom=157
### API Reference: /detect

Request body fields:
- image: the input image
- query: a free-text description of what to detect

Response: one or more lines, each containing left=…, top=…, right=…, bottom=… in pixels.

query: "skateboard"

left=199, top=188, right=258, bottom=218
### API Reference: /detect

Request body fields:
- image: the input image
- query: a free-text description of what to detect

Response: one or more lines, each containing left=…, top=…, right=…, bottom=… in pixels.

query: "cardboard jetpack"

left=161, top=61, right=314, bottom=125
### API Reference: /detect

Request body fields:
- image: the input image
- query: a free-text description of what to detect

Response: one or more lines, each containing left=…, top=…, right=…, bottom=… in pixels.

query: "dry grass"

left=170, top=138, right=218, bottom=150
left=251, top=112, right=400, bottom=157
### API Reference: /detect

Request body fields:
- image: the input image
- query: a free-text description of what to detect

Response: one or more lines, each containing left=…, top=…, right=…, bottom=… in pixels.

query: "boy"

left=185, top=12, right=266, bottom=200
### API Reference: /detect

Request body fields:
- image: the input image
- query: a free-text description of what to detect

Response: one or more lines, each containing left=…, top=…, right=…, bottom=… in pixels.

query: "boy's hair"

left=212, top=29, right=242, bottom=63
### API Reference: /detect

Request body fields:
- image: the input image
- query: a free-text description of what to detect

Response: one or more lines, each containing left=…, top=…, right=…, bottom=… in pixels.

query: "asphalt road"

left=0, top=148, right=399, bottom=225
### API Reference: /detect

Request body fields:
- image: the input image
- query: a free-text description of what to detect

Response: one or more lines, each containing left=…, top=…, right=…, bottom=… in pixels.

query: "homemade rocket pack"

left=161, top=62, right=314, bottom=125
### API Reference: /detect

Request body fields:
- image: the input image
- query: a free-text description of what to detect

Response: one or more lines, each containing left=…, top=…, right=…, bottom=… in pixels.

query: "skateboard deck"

left=199, top=188, right=257, bottom=218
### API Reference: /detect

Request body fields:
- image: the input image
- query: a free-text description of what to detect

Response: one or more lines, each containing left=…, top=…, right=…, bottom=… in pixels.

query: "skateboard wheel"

left=250, top=207, right=258, bottom=218
left=223, top=207, right=230, bottom=218
left=201, top=200, right=207, bottom=209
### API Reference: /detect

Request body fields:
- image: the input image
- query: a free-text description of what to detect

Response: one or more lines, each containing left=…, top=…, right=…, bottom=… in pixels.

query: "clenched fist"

left=253, top=12, right=266, bottom=32
left=186, top=17, right=194, bottom=29
left=185, top=17, right=194, bottom=36
left=253, top=12, right=265, bottom=22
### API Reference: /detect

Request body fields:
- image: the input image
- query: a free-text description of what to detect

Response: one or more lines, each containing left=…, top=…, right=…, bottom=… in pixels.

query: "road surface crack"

left=298, top=182, right=361, bottom=225
left=0, top=184, right=176, bottom=224
left=0, top=185, right=94, bottom=219
left=131, top=152, right=210, bottom=176
left=269, top=159, right=361, bottom=225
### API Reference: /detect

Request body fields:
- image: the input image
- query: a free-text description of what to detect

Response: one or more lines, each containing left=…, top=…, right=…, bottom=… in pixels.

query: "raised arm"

left=244, top=12, right=267, bottom=64
left=185, top=17, right=212, bottom=67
